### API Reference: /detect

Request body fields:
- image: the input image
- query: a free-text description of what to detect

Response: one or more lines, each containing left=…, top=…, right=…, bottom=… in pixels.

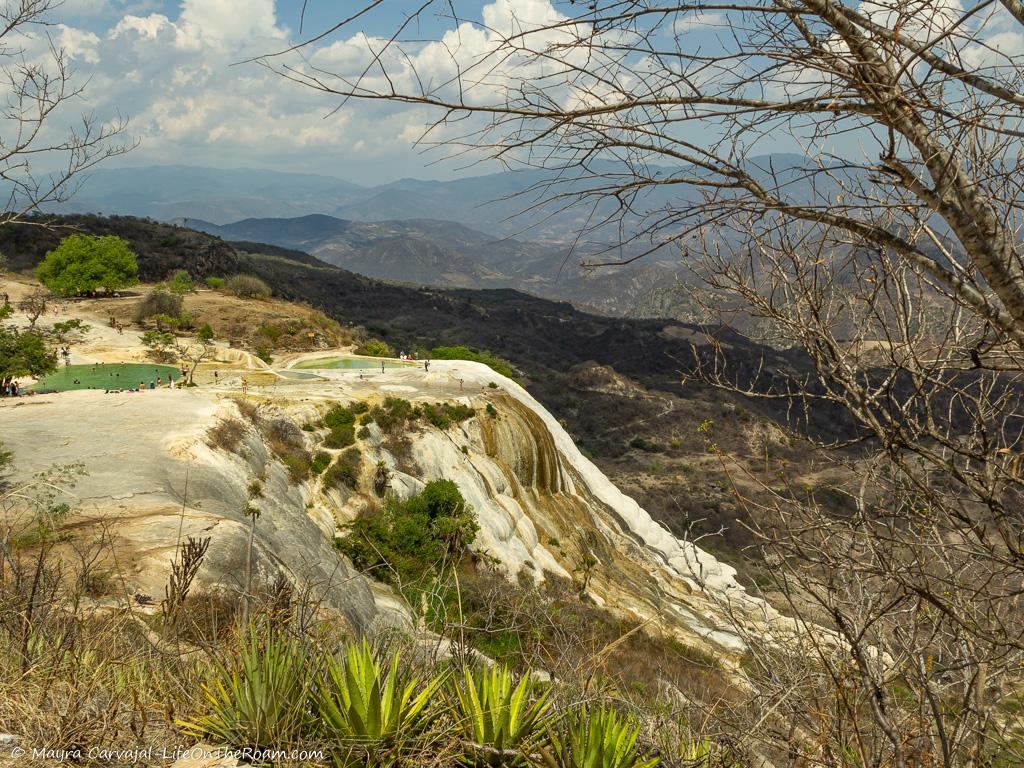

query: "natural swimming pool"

left=292, top=356, right=412, bottom=370
left=34, top=363, right=181, bottom=392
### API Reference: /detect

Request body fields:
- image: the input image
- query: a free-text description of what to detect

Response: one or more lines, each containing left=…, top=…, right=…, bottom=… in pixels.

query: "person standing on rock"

left=424, top=359, right=430, bottom=373
left=380, top=360, right=385, bottom=374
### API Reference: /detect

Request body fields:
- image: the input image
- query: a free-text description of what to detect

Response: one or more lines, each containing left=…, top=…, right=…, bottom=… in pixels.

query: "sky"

left=30, top=0, right=1024, bottom=186
left=50, top=0, right=503, bottom=183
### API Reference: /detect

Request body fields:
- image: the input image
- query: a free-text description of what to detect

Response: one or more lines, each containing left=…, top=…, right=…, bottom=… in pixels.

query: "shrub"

left=255, top=346, right=273, bottom=364
left=629, top=436, right=666, bottom=453
left=421, top=402, right=475, bottom=430
left=205, top=276, right=225, bottom=290
left=134, top=288, right=183, bottom=323
left=324, top=448, right=361, bottom=490
left=207, top=419, right=246, bottom=452
left=225, top=274, right=272, bottom=299
left=430, top=345, right=515, bottom=378
left=357, top=426, right=371, bottom=440
left=486, top=403, right=498, bottom=418
left=310, top=452, right=332, bottom=475
left=167, top=269, right=195, bottom=295
left=257, top=324, right=284, bottom=343
left=323, top=404, right=357, bottom=430
left=324, top=424, right=356, bottom=449
left=355, top=338, right=391, bottom=357
left=281, top=453, right=311, bottom=483
left=365, top=397, right=417, bottom=434
left=335, top=480, right=477, bottom=583
left=421, top=403, right=450, bottom=430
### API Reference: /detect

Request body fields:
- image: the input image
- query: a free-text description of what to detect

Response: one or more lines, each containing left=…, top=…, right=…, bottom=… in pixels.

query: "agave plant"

left=539, top=706, right=660, bottom=768
left=448, top=664, right=551, bottom=766
left=181, top=627, right=312, bottom=751
left=313, top=637, right=444, bottom=766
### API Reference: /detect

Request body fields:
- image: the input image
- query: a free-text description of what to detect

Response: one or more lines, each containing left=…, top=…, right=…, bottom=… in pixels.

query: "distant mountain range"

left=39, top=156, right=828, bottom=321
left=47, top=163, right=622, bottom=237
left=182, top=213, right=692, bottom=319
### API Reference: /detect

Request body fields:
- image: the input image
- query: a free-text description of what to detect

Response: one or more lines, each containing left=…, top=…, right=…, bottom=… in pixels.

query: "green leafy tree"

left=355, top=338, right=391, bottom=357
left=141, top=330, right=176, bottom=361
left=48, top=319, right=89, bottom=346
left=0, top=326, right=57, bottom=389
left=197, top=323, right=214, bottom=342
left=36, top=235, right=139, bottom=297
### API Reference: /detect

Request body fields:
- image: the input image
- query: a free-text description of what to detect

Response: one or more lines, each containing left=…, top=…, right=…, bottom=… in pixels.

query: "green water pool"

left=292, top=356, right=412, bottom=370
left=275, top=369, right=322, bottom=380
left=34, top=363, right=181, bottom=392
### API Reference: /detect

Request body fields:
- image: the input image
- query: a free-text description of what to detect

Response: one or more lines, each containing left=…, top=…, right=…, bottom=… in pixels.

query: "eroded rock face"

left=319, top=365, right=783, bottom=659
left=1, top=360, right=782, bottom=659
left=0, top=390, right=387, bottom=634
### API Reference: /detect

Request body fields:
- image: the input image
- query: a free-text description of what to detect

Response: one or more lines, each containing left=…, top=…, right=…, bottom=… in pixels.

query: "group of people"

left=107, top=316, right=125, bottom=334
left=397, top=352, right=432, bottom=372
left=2, top=381, right=20, bottom=396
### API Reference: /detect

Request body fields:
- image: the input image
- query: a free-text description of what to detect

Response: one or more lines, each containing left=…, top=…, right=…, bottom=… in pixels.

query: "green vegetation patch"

left=429, top=345, right=515, bottom=378
left=335, top=479, right=478, bottom=584
left=323, top=448, right=362, bottom=491
left=34, top=363, right=180, bottom=392
left=420, top=401, right=475, bottom=430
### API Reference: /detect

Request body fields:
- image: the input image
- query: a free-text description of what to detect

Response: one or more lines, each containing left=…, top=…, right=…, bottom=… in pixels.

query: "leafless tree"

left=0, top=1, right=131, bottom=223
left=264, top=2, right=1024, bottom=765
left=174, top=335, right=213, bottom=386
left=15, top=287, right=48, bottom=328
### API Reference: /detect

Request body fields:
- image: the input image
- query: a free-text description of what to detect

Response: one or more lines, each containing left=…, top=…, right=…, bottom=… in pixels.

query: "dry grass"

left=205, top=418, right=247, bottom=453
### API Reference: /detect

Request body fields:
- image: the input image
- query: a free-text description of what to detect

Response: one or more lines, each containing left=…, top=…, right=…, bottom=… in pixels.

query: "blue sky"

left=43, top=1, right=1024, bottom=186
left=47, top=0, right=512, bottom=183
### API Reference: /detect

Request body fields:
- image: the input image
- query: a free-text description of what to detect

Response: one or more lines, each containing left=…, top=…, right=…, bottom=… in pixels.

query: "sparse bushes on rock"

left=421, top=402, right=475, bottom=430
left=324, top=424, right=355, bottom=449
left=207, top=419, right=247, bottom=452
left=225, top=274, right=272, bottom=299
left=324, top=448, right=361, bottom=490
left=310, top=451, right=331, bottom=475
left=205, top=276, right=225, bottom=289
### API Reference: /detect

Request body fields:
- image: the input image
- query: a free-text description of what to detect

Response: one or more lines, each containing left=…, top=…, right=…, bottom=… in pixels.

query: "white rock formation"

left=0, top=333, right=783, bottom=658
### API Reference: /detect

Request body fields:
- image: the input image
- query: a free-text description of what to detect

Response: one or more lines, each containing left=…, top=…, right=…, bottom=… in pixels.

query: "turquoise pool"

left=292, top=356, right=412, bottom=370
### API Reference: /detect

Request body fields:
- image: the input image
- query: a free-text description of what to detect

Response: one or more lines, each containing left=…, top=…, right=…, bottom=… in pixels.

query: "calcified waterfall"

left=357, top=380, right=782, bottom=659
